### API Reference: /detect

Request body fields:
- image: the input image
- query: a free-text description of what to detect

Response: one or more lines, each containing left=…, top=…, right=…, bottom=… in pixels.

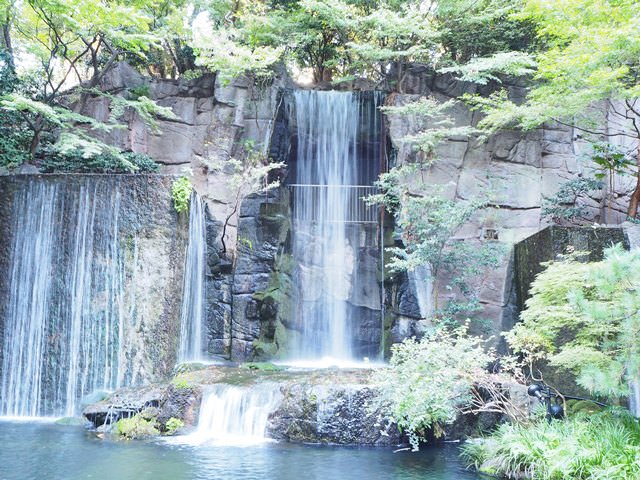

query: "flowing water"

left=0, top=421, right=481, bottom=480
left=629, top=377, right=640, bottom=417
left=178, top=193, right=207, bottom=362
left=0, top=179, right=126, bottom=417
left=290, top=90, right=383, bottom=362
left=186, top=383, right=282, bottom=445
left=408, top=264, right=434, bottom=319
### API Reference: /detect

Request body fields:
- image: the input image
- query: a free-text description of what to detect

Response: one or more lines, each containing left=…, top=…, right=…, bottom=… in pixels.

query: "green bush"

left=171, top=176, right=192, bottom=213
left=506, top=245, right=640, bottom=399
left=39, top=149, right=159, bottom=173
left=171, top=375, right=194, bottom=390
left=371, top=327, right=494, bottom=450
left=461, top=409, right=640, bottom=479
left=114, top=414, right=159, bottom=440
left=164, top=417, right=184, bottom=435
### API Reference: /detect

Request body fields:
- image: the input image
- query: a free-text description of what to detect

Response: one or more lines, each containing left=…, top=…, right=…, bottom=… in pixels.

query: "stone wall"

left=513, top=226, right=629, bottom=313
left=73, top=64, right=637, bottom=359
left=384, top=66, right=636, bottom=342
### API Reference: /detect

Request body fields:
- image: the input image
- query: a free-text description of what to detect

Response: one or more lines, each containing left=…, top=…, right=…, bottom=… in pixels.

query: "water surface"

left=0, top=421, right=480, bottom=480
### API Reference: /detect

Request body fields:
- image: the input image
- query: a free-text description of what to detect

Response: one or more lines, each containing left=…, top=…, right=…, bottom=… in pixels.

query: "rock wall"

left=81, top=63, right=292, bottom=360
left=74, top=63, right=636, bottom=359
left=384, top=66, right=636, bottom=342
left=513, top=226, right=629, bottom=313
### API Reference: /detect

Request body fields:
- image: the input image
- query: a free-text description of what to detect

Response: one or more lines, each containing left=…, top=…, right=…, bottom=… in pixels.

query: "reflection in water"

left=0, top=421, right=480, bottom=480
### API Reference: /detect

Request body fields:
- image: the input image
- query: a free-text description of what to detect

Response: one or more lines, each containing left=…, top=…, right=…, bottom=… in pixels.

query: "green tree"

left=371, top=164, right=503, bottom=322
left=506, top=245, right=640, bottom=399
left=460, top=0, right=640, bottom=218
left=0, top=0, right=177, bottom=166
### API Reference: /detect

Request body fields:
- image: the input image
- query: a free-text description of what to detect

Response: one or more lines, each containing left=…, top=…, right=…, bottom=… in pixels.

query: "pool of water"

left=0, top=421, right=481, bottom=480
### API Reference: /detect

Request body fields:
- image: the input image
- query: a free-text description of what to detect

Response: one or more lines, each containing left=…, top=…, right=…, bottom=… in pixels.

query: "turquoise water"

left=0, top=421, right=481, bottom=480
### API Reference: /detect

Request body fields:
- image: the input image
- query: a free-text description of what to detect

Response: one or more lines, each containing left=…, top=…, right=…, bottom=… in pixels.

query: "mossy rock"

left=173, top=362, right=207, bottom=376
left=171, top=375, right=196, bottom=390
left=240, top=362, right=284, bottom=372
left=114, top=414, right=159, bottom=440
left=566, top=399, right=604, bottom=416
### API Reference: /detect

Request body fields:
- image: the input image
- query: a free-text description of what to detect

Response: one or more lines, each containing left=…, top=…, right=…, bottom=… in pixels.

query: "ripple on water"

left=0, top=422, right=481, bottom=480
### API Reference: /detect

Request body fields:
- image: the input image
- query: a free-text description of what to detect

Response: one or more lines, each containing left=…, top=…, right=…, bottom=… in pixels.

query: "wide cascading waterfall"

left=290, top=90, right=383, bottom=361
left=178, top=193, right=207, bottom=362
left=0, top=178, right=125, bottom=417
left=190, top=383, right=282, bottom=445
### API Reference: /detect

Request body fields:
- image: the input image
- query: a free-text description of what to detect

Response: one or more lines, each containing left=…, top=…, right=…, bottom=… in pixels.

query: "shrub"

left=164, top=417, right=184, bottom=435
left=371, top=327, right=494, bottom=450
left=114, top=414, right=159, bottom=440
left=506, top=245, right=640, bottom=399
left=171, top=176, right=192, bottom=213
left=39, top=149, right=160, bottom=173
left=461, top=409, right=640, bottom=479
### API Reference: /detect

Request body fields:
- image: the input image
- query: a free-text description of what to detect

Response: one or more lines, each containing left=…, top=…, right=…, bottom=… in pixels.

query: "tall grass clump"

left=461, top=409, right=640, bottom=479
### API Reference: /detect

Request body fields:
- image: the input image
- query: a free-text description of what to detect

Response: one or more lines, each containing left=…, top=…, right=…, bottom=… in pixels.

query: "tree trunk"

left=1, top=5, right=15, bottom=72
left=28, top=115, right=44, bottom=163
left=627, top=145, right=640, bottom=219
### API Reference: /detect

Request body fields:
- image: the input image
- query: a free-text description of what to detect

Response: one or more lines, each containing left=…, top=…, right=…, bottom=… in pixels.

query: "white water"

left=185, top=383, right=282, bottom=445
left=0, top=179, right=125, bottom=417
left=408, top=264, right=434, bottom=319
left=630, top=378, right=640, bottom=417
left=291, top=91, right=384, bottom=362
left=178, top=193, right=207, bottom=362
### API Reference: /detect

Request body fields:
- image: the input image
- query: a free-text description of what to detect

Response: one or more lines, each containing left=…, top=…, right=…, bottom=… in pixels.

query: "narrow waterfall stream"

left=189, top=383, right=282, bottom=445
left=0, top=179, right=125, bottom=417
left=407, top=264, right=434, bottom=320
left=290, top=90, right=384, bottom=362
left=178, top=193, right=207, bottom=362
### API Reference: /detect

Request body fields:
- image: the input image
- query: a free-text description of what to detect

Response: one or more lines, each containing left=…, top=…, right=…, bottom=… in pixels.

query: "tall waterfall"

left=290, top=90, right=383, bottom=361
left=190, top=383, right=282, bottom=445
left=178, top=193, right=207, bottom=362
left=1, top=179, right=125, bottom=417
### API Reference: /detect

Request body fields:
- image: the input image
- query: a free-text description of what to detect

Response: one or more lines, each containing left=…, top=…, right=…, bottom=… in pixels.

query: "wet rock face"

left=83, top=385, right=166, bottom=428
left=231, top=188, right=293, bottom=360
left=267, top=383, right=401, bottom=446
left=83, top=384, right=203, bottom=430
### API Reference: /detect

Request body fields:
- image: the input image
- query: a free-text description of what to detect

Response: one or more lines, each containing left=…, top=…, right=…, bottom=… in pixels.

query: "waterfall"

left=178, top=193, right=207, bottom=362
left=0, top=179, right=125, bottom=417
left=407, top=264, right=434, bottom=319
left=290, top=90, right=383, bottom=361
left=190, top=383, right=282, bottom=445
left=630, top=378, right=640, bottom=417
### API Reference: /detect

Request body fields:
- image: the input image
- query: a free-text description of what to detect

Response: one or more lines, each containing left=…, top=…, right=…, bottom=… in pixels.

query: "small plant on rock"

left=171, top=176, right=192, bottom=214
left=164, top=417, right=184, bottom=435
left=114, top=414, right=159, bottom=440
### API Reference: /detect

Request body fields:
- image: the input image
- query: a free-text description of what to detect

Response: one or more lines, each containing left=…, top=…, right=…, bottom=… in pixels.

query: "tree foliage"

left=459, top=0, right=640, bottom=217
left=371, top=164, right=504, bottom=322
left=506, top=245, right=640, bottom=399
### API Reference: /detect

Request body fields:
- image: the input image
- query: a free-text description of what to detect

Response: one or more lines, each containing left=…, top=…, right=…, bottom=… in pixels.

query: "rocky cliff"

left=74, top=63, right=632, bottom=360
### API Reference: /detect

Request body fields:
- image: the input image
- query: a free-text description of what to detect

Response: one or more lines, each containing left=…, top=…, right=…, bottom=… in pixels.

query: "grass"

left=461, top=408, right=640, bottom=479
